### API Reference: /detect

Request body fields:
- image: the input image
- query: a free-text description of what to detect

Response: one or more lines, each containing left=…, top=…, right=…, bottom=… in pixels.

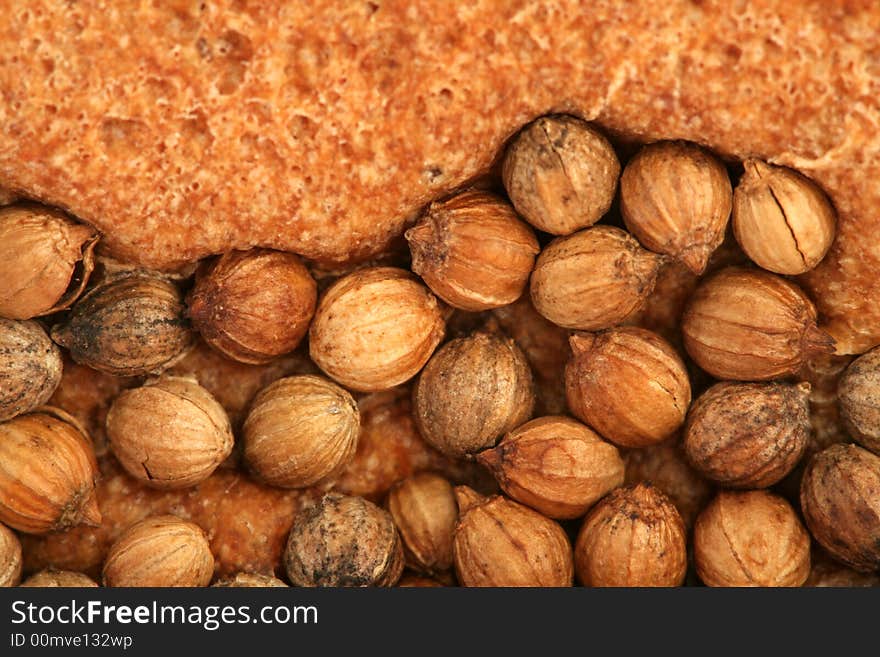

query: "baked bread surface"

left=0, top=0, right=877, bottom=351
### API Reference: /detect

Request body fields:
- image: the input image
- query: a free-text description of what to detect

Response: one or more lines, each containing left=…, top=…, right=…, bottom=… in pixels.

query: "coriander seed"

left=107, top=375, right=234, bottom=489
left=800, top=444, right=880, bottom=572
left=565, top=327, right=691, bottom=448
left=386, top=473, right=457, bottom=578
left=284, top=494, right=404, bottom=587
left=682, top=267, right=834, bottom=380
left=694, top=490, right=810, bottom=587
left=530, top=226, right=664, bottom=330
left=453, top=486, right=573, bottom=587
left=502, top=115, right=620, bottom=235
left=20, top=569, right=99, bottom=587
left=0, top=318, right=63, bottom=421
left=478, top=416, right=624, bottom=519
left=188, top=248, right=317, bottom=364
left=51, top=274, right=194, bottom=377
left=683, top=381, right=810, bottom=488
left=621, top=141, right=732, bottom=274
left=103, top=515, right=215, bottom=587
left=0, top=204, right=98, bottom=320
left=733, top=160, right=836, bottom=275
left=406, top=189, right=539, bottom=311
left=838, top=347, right=880, bottom=455
left=413, top=330, right=535, bottom=457
left=309, top=267, right=445, bottom=392
left=0, top=407, right=100, bottom=534
left=243, top=375, right=359, bottom=489
left=575, top=483, right=687, bottom=587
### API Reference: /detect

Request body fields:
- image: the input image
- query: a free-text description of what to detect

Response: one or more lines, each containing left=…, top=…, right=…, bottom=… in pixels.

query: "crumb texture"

left=0, top=0, right=878, bottom=350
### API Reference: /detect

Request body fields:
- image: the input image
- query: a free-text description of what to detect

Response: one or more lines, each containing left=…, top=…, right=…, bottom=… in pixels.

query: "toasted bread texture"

left=0, top=1, right=877, bottom=351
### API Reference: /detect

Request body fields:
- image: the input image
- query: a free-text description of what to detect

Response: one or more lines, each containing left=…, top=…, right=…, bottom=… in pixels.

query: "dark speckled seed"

left=683, top=381, right=810, bottom=488
left=51, top=274, right=193, bottom=377
left=413, top=330, right=535, bottom=457
left=0, top=318, right=62, bottom=421
left=839, top=347, right=880, bottom=456
left=800, top=444, right=880, bottom=573
left=284, top=493, right=404, bottom=587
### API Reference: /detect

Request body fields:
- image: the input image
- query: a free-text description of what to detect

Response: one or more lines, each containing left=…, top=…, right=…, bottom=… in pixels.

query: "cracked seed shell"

left=733, top=160, right=836, bottom=275
left=211, top=573, right=288, bottom=587
left=106, top=375, right=234, bottom=489
left=502, top=115, right=620, bottom=235
left=0, top=204, right=99, bottom=320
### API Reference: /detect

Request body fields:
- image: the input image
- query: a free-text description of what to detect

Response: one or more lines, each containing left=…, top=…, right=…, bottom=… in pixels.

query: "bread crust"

left=0, top=1, right=877, bottom=351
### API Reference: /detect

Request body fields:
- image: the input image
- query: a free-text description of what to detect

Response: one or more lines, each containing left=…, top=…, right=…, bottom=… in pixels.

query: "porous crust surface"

left=0, top=1, right=877, bottom=351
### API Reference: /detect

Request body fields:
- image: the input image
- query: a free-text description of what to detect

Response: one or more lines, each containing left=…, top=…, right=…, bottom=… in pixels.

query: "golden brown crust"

left=0, top=1, right=878, bottom=351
